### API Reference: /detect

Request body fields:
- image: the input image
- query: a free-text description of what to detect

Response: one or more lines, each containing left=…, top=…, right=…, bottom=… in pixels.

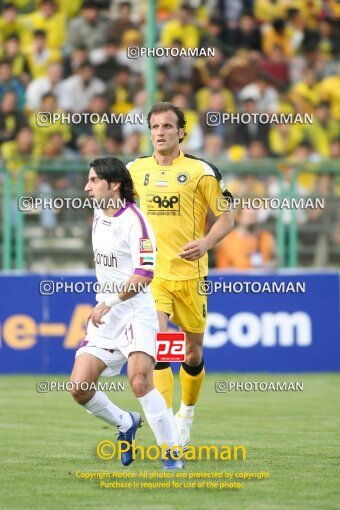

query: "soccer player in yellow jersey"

left=127, top=102, right=234, bottom=449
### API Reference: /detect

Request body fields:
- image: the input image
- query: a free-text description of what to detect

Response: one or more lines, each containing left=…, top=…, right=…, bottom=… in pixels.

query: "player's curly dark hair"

left=147, top=102, right=187, bottom=143
left=89, top=157, right=135, bottom=203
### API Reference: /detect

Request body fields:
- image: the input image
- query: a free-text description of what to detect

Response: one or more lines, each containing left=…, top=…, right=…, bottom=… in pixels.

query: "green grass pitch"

left=0, top=373, right=339, bottom=510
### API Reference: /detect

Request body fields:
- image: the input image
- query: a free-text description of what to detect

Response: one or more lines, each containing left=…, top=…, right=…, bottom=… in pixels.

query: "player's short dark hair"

left=147, top=102, right=187, bottom=143
left=89, top=157, right=135, bottom=203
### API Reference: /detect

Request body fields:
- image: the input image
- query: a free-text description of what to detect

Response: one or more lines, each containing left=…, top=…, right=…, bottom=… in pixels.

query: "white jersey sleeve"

left=127, top=203, right=156, bottom=277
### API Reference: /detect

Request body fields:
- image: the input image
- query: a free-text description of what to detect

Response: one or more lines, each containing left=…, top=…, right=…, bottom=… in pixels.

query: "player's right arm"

left=180, top=165, right=234, bottom=261
left=89, top=271, right=154, bottom=328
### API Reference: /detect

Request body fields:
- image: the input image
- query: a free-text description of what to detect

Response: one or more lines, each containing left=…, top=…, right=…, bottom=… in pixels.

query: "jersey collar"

left=101, top=201, right=132, bottom=218
left=113, top=201, right=132, bottom=217
left=152, top=150, right=184, bottom=166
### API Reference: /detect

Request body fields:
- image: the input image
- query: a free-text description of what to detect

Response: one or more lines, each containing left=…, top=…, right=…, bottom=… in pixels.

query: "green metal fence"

left=1, top=158, right=339, bottom=270
left=288, top=161, right=340, bottom=267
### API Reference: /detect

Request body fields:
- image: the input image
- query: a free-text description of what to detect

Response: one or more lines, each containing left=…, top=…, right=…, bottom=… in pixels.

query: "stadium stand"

left=0, top=0, right=339, bottom=270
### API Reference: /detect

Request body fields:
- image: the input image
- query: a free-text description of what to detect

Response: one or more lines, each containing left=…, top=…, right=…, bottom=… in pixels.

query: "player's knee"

left=185, top=347, right=203, bottom=366
left=69, top=381, right=92, bottom=404
left=129, top=373, right=150, bottom=398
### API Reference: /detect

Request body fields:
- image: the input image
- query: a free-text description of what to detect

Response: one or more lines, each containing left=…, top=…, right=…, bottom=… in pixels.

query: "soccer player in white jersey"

left=69, top=157, right=183, bottom=469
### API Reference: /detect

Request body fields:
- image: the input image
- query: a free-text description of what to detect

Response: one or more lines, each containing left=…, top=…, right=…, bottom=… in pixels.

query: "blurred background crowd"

left=0, top=0, right=339, bottom=270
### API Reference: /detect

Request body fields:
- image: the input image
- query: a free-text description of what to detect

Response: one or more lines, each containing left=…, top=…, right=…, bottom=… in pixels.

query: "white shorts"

left=76, top=345, right=127, bottom=377
left=75, top=301, right=158, bottom=377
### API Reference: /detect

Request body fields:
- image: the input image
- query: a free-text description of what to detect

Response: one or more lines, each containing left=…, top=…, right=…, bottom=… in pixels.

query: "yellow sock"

left=153, top=366, right=174, bottom=408
left=180, top=365, right=205, bottom=406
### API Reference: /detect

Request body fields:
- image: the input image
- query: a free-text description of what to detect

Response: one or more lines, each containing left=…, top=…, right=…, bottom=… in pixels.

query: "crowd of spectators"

left=0, top=0, right=339, bottom=267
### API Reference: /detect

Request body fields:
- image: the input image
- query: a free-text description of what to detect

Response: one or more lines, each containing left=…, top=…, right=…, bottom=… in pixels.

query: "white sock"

left=138, top=388, right=176, bottom=448
left=179, top=401, right=195, bottom=419
left=167, top=407, right=178, bottom=442
left=84, top=391, right=133, bottom=432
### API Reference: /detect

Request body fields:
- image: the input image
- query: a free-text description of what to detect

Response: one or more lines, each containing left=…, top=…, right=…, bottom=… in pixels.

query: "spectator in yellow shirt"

left=254, top=0, right=322, bottom=28
left=25, top=30, right=61, bottom=80
left=1, top=34, right=30, bottom=84
left=317, top=71, right=340, bottom=121
left=195, top=73, right=235, bottom=113
left=54, top=0, right=82, bottom=18
left=328, top=0, right=340, bottom=18
left=262, top=18, right=293, bottom=58
left=269, top=120, right=304, bottom=156
left=1, top=126, right=38, bottom=192
left=23, top=0, right=66, bottom=50
left=160, top=3, right=200, bottom=49
left=0, top=3, right=28, bottom=46
left=290, top=68, right=321, bottom=114
left=107, top=65, right=134, bottom=115
left=28, top=92, right=71, bottom=155
left=254, top=0, right=286, bottom=23
left=304, top=101, right=339, bottom=157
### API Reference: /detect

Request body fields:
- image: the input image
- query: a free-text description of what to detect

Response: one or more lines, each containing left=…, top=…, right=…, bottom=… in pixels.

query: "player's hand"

left=90, top=302, right=111, bottom=328
left=179, top=239, right=209, bottom=261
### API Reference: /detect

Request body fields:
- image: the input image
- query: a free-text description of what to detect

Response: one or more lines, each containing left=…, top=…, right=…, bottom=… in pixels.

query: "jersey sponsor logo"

left=139, top=238, right=153, bottom=253
left=146, top=193, right=180, bottom=215
left=177, top=172, right=190, bottom=184
left=144, top=173, right=150, bottom=186
left=94, top=250, right=118, bottom=268
left=156, top=332, right=186, bottom=362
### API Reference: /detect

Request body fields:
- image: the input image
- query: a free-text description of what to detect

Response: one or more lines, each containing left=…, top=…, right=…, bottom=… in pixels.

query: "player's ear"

left=111, top=181, right=121, bottom=192
left=178, top=128, right=186, bottom=141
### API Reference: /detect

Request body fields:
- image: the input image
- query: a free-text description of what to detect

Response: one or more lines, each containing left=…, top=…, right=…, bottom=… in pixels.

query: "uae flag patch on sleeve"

left=140, top=255, right=154, bottom=266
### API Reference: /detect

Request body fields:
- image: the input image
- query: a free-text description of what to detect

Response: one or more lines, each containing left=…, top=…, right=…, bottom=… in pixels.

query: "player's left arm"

left=180, top=174, right=234, bottom=261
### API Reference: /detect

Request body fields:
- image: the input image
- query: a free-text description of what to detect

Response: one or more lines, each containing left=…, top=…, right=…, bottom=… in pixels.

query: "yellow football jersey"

left=127, top=150, right=231, bottom=281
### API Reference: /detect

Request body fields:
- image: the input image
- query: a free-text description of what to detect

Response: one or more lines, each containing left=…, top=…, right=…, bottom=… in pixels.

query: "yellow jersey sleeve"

left=197, top=174, right=231, bottom=217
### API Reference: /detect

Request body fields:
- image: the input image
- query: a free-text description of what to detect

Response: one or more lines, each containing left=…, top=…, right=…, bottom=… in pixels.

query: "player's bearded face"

left=150, top=111, right=184, bottom=154
left=85, top=168, right=119, bottom=205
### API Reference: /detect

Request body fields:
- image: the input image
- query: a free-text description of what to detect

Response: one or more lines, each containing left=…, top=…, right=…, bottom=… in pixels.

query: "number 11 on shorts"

left=156, top=332, right=186, bottom=362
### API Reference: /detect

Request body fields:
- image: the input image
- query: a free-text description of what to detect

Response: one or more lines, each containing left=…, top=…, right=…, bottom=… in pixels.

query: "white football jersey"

left=92, top=201, right=156, bottom=308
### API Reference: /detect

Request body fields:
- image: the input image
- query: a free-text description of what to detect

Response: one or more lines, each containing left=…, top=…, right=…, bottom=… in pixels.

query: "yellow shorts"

left=151, top=277, right=207, bottom=334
